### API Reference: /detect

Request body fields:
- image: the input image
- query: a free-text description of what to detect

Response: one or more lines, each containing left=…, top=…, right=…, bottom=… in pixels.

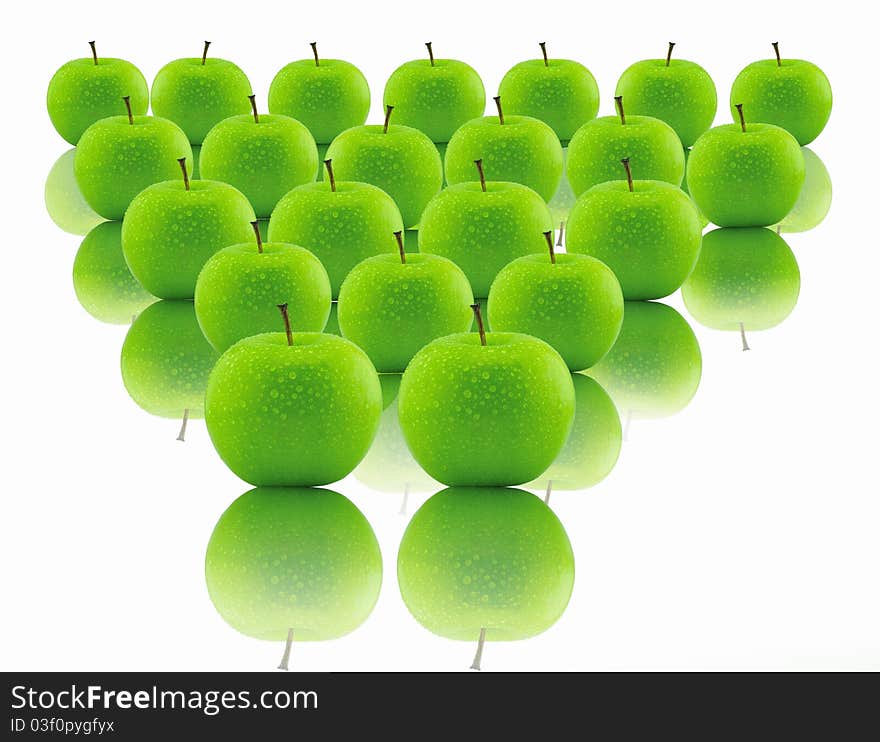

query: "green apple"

left=488, top=232, right=624, bottom=371
left=120, top=299, right=219, bottom=421
left=529, top=374, right=622, bottom=491
left=205, top=305, right=382, bottom=486
left=267, top=159, right=404, bottom=296
left=383, top=42, right=485, bottom=143
left=498, top=42, right=600, bottom=143
left=200, top=95, right=318, bottom=217
left=566, top=96, right=684, bottom=196
left=151, top=41, right=252, bottom=145
left=73, top=222, right=156, bottom=324
left=47, top=41, right=149, bottom=145
left=730, top=42, right=832, bottom=145
left=324, top=302, right=340, bottom=336
left=190, top=145, right=201, bottom=178
left=398, top=486, right=574, bottom=668
left=615, top=42, right=717, bottom=147
left=195, top=222, right=332, bottom=353
left=587, top=300, right=701, bottom=420
left=44, top=149, right=105, bottom=235
left=74, top=98, right=193, bottom=220
left=324, top=106, right=443, bottom=228
left=775, top=147, right=832, bottom=233
left=687, top=104, right=805, bottom=227
left=404, top=228, right=419, bottom=253
left=205, top=486, right=382, bottom=666
left=418, top=159, right=554, bottom=297
left=121, top=159, right=255, bottom=299
left=682, top=227, right=800, bottom=347
left=682, top=147, right=709, bottom=228
left=398, top=307, right=575, bottom=486
left=566, top=159, right=703, bottom=300
left=444, top=96, right=563, bottom=201
left=337, top=233, right=474, bottom=372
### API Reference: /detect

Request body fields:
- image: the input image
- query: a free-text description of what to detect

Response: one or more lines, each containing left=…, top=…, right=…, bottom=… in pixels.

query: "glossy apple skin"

left=269, top=59, right=370, bottom=144
left=566, top=114, right=684, bottom=197
left=120, top=300, right=219, bottom=419
left=200, top=113, right=318, bottom=217
left=566, top=180, right=703, bottom=300
left=487, top=253, right=624, bottom=371
left=687, top=122, right=804, bottom=227
left=122, top=180, right=255, bottom=300
left=205, top=487, right=382, bottom=642
left=325, top=124, right=443, bottom=228
left=682, top=227, right=800, bottom=331
left=730, top=59, right=832, bottom=145
left=337, top=253, right=474, bottom=373
left=775, top=147, right=832, bottom=233
left=529, top=374, right=622, bottom=491
left=74, top=115, right=193, bottom=220
left=268, top=181, right=404, bottom=296
left=47, top=57, right=148, bottom=145
left=205, top=332, right=382, bottom=486
left=587, top=301, right=701, bottom=420
left=418, top=182, right=553, bottom=298
left=498, top=59, right=600, bottom=143
left=615, top=59, right=717, bottom=147
left=398, top=487, right=574, bottom=641
left=383, top=59, right=486, bottom=143
left=398, top=332, right=575, bottom=486
left=151, top=57, right=252, bottom=144
left=444, top=115, right=564, bottom=202
left=73, top=222, right=156, bottom=325
left=195, top=242, right=331, bottom=353
left=682, top=147, right=709, bottom=228
left=44, top=149, right=105, bottom=236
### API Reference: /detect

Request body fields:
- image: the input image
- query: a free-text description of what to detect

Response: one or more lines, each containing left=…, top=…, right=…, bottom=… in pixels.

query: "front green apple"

left=44, top=149, right=105, bottom=236
left=775, top=147, right=832, bottom=233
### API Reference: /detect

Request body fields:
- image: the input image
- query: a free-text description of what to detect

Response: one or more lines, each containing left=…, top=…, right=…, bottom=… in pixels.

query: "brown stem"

left=666, top=41, right=675, bottom=66
left=772, top=41, right=781, bottom=66
left=324, top=159, right=336, bottom=192
left=202, top=41, right=211, bottom=65
left=88, top=41, right=98, bottom=65
left=739, top=322, right=750, bottom=352
left=735, top=103, right=746, bottom=132
left=474, top=159, right=487, bottom=192
left=277, top=628, right=293, bottom=671
left=251, top=220, right=263, bottom=253
left=122, top=96, right=133, bottom=125
left=177, top=157, right=190, bottom=191
left=394, top=230, right=406, bottom=264
left=383, top=104, right=394, bottom=133
left=248, top=94, right=260, bottom=124
left=176, top=408, right=189, bottom=442
left=277, top=303, right=293, bottom=345
left=539, top=41, right=549, bottom=66
left=493, top=96, right=505, bottom=125
left=471, top=304, right=487, bottom=346
left=621, top=157, right=634, bottom=192
left=469, top=628, right=487, bottom=671
left=426, top=41, right=435, bottom=66
left=614, top=95, right=626, bottom=125
left=310, top=41, right=320, bottom=66
left=544, top=230, right=556, bottom=264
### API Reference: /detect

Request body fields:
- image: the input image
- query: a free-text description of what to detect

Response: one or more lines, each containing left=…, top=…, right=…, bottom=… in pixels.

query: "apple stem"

left=556, top=221, right=564, bottom=246
left=544, top=480, right=552, bottom=505
left=474, top=159, right=487, bottom=192
left=122, top=96, right=134, bottom=125
left=469, top=628, right=487, bottom=670
left=201, top=41, right=211, bottom=65
left=739, top=322, right=751, bottom=352
left=735, top=103, right=746, bottom=133
left=310, top=41, right=320, bottom=67
left=539, top=41, right=549, bottom=66
left=324, top=159, right=337, bottom=192
left=399, top=483, right=410, bottom=516
left=772, top=41, right=782, bottom=67
left=277, top=628, right=294, bottom=671
left=621, top=157, right=634, bottom=192
left=277, top=303, right=294, bottom=345
left=88, top=40, right=98, bottom=65
left=426, top=41, right=435, bottom=66
left=383, top=104, right=394, bottom=134
left=177, top=157, right=190, bottom=191
left=493, top=96, right=505, bottom=125
left=394, top=230, right=406, bottom=264
left=176, top=408, right=189, bottom=442
left=614, top=96, right=626, bottom=125
left=251, top=220, right=263, bottom=253
left=471, top=304, right=487, bottom=346
left=248, top=94, right=260, bottom=124
left=544, top=230, right=556, bottom=264
left=666, top=41, right=675, bottom=66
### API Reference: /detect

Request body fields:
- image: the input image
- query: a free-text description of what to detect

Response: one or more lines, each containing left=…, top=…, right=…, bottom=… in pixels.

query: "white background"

left=1, top=0, right=878, bottom=671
